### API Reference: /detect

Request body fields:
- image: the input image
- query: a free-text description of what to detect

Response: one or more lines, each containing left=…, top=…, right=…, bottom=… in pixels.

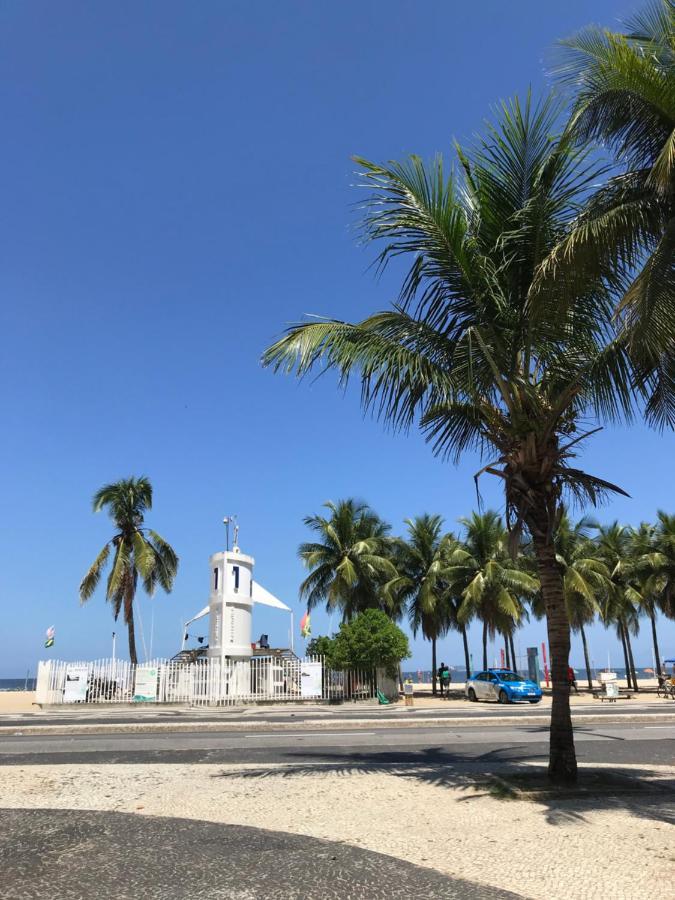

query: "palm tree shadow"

left=213, top=745, right=675, bottom=827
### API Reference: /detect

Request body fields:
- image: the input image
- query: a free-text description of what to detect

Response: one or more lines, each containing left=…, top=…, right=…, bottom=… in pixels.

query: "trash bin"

left=403, top=682, right=414, bottom=707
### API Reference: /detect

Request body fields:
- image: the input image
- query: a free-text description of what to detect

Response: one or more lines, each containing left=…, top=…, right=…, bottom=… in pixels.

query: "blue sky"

left=1, top=0, right=672, bottom=677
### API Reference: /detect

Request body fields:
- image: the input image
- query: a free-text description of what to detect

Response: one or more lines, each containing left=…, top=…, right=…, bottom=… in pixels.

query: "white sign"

left=133, top=666, right=158, bottom=702
left=300, top=661, right=322, bottom=698
left=63, top=664, right=89, bottom=703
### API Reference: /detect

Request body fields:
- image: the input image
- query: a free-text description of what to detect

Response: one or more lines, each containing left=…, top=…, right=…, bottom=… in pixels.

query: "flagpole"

left=290, top=611, right=294, bottom=654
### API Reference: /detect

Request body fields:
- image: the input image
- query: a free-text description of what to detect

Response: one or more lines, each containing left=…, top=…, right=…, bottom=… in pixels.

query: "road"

left=2, top=719, right=674, bottom=766
left=2, top=697, right=674, bottom=727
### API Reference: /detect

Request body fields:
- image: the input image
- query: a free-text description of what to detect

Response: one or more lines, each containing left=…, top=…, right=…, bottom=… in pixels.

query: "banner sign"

left=133, top=666, right=158, bottom=702
left=63, top=664, right=89, bottom=703
left=300, top=661, right=322, bottom=697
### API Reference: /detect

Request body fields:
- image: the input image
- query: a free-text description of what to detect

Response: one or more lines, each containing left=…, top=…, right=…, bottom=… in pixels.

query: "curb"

left=3, top=712, right=675, bottom=737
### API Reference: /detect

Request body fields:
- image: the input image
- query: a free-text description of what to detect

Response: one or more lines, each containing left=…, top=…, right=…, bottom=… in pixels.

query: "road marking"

left=644, top=725, right=675, bottom=730
left=242, top=732, right=377, bottom=738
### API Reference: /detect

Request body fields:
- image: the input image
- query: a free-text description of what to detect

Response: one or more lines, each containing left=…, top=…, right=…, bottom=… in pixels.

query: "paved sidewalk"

left=1, top=808, right=521, bottom=900
left=2, top=760, right=674, bottom=899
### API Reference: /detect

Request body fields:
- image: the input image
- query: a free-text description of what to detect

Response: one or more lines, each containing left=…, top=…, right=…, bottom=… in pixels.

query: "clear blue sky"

left=1, top=0, right=672, bottom=677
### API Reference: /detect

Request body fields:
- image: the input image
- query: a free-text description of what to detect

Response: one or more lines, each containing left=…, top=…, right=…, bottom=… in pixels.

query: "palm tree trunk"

left=579, top=623, right=593, bottom=691
left=509, top=632, right=517, bottom=675
left=124, top=571, right=138, bottom=666
left=504, top=632, right=511, bottom=669
left=531, top=531, right=576, bottom=784
left=482, top=620, right=488, bottom=671
left=619, top=621, right=631, bottom=688
left=431, top=637, right=437, bottom=695
left=461, top=625, right=471, bottom=681
left=625, top=628, right=639, bottom=692
left=126, top=603, right=138, bottom=665
left=649, top=610, right=662, bottom=677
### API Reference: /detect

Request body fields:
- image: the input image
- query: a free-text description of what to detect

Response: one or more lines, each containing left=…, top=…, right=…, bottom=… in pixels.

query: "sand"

left=0, top=691, right=36, bottom=714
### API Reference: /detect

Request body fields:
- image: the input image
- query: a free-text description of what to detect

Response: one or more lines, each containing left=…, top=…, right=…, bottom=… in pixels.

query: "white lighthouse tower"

left=207, top=544, right=255, bottom=663
left=180, top=518, right=295, bottom=701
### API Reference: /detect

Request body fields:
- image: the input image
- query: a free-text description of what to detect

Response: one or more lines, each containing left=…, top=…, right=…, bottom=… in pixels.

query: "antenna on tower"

left=233, top=520, right=240, bottom=552
left=223, top=515, right=238, bottom=552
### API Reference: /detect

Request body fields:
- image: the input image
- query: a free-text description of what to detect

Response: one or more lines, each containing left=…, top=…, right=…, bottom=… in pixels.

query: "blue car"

left=465, top=669, right=542, bottom=704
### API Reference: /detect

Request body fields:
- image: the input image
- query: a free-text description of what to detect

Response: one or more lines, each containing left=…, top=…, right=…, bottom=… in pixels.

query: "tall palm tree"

left=595, top=523, right=641, bottom=692
left=386, top=514, right=454, bottom=694
left=446, top=512, right=538, bottom=671
left=531, top=513, right=608, bottom=690
left=264, top=95, right=651, bottom=782
left=632, top=511, right=675, bottom=674
left=550, top=0, right=675, bottom=426
left=298, top=499, right=397, bottom=620
left=649, top=510, right=675, bottom=620
left=79, top=477, right=179, bottom=664
left=629, top=521, right=664, bottom=676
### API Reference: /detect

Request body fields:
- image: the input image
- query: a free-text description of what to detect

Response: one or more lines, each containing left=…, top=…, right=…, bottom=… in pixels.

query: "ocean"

left=0, top=678, right=37, bottom=692
left=402, top=666, right=657, bottom=683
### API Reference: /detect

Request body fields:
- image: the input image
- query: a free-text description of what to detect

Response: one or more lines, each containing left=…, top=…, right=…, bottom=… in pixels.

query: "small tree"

left=331, top=609, right=410, bottom=677
left=305, top=635, right=338, bottom=669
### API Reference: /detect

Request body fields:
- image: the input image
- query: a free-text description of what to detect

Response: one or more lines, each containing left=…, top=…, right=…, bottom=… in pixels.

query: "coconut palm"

left=531, top=513, right=608, bottom=689
left=649, top=511, right=675, bottom=620
left=595, top=523, right=641, bottom=692
left=628, top=521, right=665, bottom=676
left=446, top=512, right=538, bottom=671
left=298, top=499, right=397, bottom=620
left=263, top=94, right=649, bottom=781
left=79, top=477, right=179, bottom=664
left=550, top=0, right=675, bottom=425
left=386, top=514, right=455, bottom=694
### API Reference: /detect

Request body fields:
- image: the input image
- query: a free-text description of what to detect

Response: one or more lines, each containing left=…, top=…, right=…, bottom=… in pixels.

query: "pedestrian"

left=438, top=663, right=450, bottom=697
left=441, top=665, right=451, bottom=698
left=567, top=665, right=578, bottom=694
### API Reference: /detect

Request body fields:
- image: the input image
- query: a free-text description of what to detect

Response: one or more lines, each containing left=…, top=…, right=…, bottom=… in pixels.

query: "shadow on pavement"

left=213, top=745, right=675, bottom=828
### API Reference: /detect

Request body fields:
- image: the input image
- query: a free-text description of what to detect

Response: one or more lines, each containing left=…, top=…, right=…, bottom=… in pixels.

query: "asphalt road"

left=2, top=720, right=674, bottom=767
left=3, top=697, right=674, bottom=728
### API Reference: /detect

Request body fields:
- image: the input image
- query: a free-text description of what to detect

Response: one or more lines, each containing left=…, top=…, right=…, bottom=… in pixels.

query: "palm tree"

left=596, top=523, right=641, bottom=692
left=298, top=499, right=397, bottom=620
left=531, top=513, right=608, bottom=690
left=649, top=511, right=675, bottom=620
left=446, top=512, right=538, bottom=671
left=629, top=521, right=664, bottom=677
left=386, top=514, right=454, bottom=694
left=79, top=477, right=179, bottom=664
left=264, top=94, right=650, bottom=782
left=550, top=0, right=675, bottom=426
left=632, top=511, right=675, bottom=674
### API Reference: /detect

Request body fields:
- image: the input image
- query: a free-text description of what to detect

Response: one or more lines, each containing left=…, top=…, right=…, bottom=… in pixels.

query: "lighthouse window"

left=232, top=565, right=240, bottom=592
left=213, top=568, right=219, bottom=591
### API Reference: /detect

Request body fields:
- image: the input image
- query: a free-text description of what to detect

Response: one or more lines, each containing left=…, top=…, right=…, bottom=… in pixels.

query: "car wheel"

left=529, top=698, right=541, bottom=704
left=498, top=689, right=510, bottom=704
left=468, top=688, right=477, bottom=702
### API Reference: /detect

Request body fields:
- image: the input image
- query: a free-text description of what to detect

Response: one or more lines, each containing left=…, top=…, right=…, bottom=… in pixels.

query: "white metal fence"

left=35, top=656, right=388, bottom=706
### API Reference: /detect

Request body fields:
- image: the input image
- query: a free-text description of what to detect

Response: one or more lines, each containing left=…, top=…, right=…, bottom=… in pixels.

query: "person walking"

left=438, top=663, right=451, bottom=697
left=567, top=666, right=579, bottom=695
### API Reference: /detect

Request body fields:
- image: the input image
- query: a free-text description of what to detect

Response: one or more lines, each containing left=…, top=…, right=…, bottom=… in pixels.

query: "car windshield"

left=495, top=672, right=526, bottom=683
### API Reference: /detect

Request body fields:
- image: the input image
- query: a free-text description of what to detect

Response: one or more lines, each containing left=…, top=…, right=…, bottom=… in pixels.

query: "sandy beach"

left=0, top=691, right=35, bottom=714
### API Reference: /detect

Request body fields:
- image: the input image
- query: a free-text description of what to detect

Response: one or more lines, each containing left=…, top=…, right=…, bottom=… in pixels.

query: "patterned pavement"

left=0, top=808, right=523, bottom=899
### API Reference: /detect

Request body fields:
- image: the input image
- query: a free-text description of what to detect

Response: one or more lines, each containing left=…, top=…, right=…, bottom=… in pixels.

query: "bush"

left=331, top=609, right=410, bottom=677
